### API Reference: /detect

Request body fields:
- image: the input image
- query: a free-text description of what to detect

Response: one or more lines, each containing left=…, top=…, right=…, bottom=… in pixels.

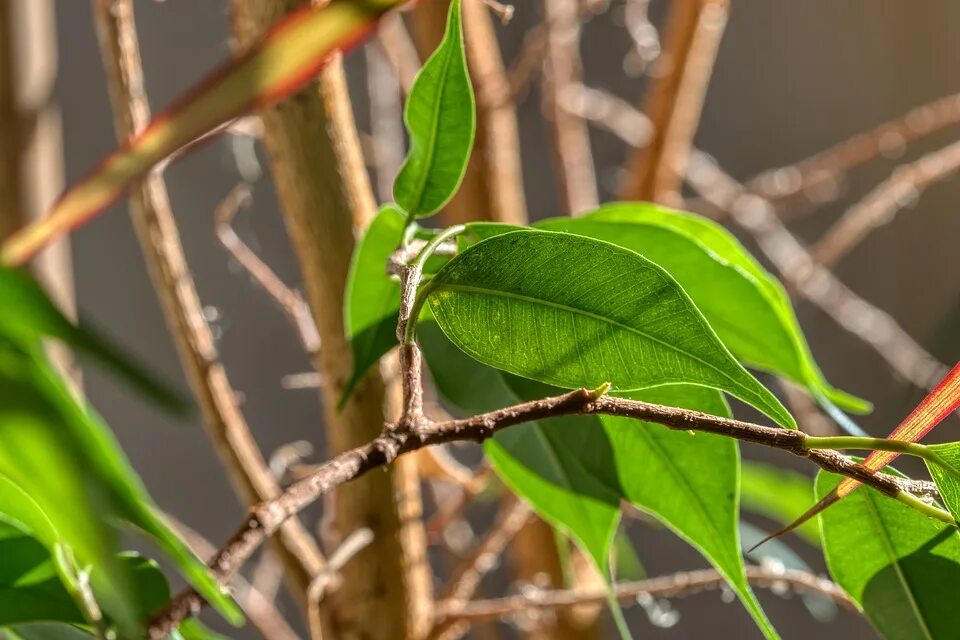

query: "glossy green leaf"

left=341, top=205, right=405, bottom=405
left=925, top=442, right=960, bottom=522
left=393, top=0, right=475, bottom=217
left=0, top=340, right=239, bottom=632
left=0, top=267, right=186, bottom=412
left=423, top=230, right=795, bottom=428
left=537, top=204, right=869, bottom=413
left=740, top=462, right=820, bottom=546
left=421, top=323, right=778, bottom=639
left=818, top=469, right=960, bottom=639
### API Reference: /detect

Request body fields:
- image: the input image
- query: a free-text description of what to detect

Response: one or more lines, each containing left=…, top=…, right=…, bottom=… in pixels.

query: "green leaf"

left=0, top=267, right=186, bottom=412
left=393, top=0, right=475, bottom=218
left=0, top=340, right=240, bottom=632
left=3, top=623, right=95, bottom=640
left=421, top=323, right=778, bottom=639
left=537, top=204, right=869, bottom=414
left=817, top=468, right=960, bottom=639
left=422, top=229, right=795, bottom=428
left=740, top=462, right=820, bottom=546
left=925, top=442, right=960, bottom=522
left=341, top=205, right=406, bottom=405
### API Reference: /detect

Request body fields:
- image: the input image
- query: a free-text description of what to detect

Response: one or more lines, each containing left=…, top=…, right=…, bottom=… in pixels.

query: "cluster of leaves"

left=338, top=1, right=960, bottom=639
left=0, top=0, right=958, bottom=638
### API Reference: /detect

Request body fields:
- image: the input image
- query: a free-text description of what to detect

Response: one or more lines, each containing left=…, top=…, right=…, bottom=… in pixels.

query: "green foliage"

left=422, top=229, right=795, bottom=427
left=818, top=469, right=960, bottom=639
left=740, top=461, right=820, bottom=545
left=393, top=0, right=475, bottom=218
left=342, top=205, right=406, bottom=404
left=420, top=323, right=778, bottom=639
left=925, top=442, right=960, bottom=521
left=536, top=204, right=869, bottom=413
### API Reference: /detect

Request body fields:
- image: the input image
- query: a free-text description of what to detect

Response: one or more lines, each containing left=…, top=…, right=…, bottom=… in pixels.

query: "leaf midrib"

left=431, top=281, right=753, bottom=397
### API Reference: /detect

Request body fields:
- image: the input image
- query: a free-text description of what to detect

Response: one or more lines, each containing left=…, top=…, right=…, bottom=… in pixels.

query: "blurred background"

left=4, top=0, right=959, bottom=637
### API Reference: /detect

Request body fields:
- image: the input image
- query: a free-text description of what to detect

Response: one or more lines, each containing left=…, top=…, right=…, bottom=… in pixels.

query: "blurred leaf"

left=341, top=205, right=405, bottom=406
left=740, top=462, right=820, bottom=546
left=0, top=340, right=240, bottom=632
left=421, top=323, right=778, bottom=639
left=0, top=0, right=404, bottom=266
left=0, top=267, right=186, bottom=412
left=537, top=204, right=869, bottom=413
left=424, top=230, right=794, bottom=428
left=3, top=623, right=94, bottom=640
left=393, top=0, right=475, bottom=218
left=818, top=469, right=960, bottom=639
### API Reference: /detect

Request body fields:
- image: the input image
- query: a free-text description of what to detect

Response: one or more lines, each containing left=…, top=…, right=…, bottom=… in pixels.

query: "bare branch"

left=812, top=137, right=960, bottom=267
left=147, top=386, right=937, bottom=638
left=434, top=565, right=855, bottom=624
left=621, top=0, right=729, bottom=204
left=92, top=0, right=325, bottom=607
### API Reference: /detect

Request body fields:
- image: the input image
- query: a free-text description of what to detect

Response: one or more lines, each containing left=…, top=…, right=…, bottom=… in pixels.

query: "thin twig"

left=377, top=12, right=421, bottom=94
left=812, top=137, right=960, bottom=267
left=307, top=529, right=376, bottom=640
left=92, top=0, right=325, bottom=608
left=365, top=40, right=405, bottom=202
left=684, top=149, right=949, bottom=390
left=215, top=183, right=320, bottom=356
left=433, top=565, right=856, bottom=623
left=621, top=0, right=729, bottom=204
left=146, top=387, right=938, bottom=638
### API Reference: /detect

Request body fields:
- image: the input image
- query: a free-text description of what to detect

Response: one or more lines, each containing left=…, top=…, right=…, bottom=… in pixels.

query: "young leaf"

left=0, top=267, right=186, bottom=412
left=392, top=0, right=475, bottom=218
left=0, top=340, right=240, bottom=632
left=341, top=205, right=405, bottom=405
left=924, top=442, right=960, bottom=522
left=537, top=204, right=869, bottom=413
left=740, top=462, right=820, bottom=546
left=817, top=469, right=960, bottom=640
left=421, top=324, right=779, bottom=639
left=423, top=230, right=795, bottom=428
left=0, top=0, right=403, bottom=267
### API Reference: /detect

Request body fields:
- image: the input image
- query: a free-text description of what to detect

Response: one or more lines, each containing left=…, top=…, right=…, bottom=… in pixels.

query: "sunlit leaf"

left=423, top=230, right=794, bottom=428
left=537, top=204, right=869, bottom=413
left=393, top=0, right=475, bottom=218
left=0, top=0, right=403, bottom=267
left=925, top=442, right=960, bottom=522
left=818, top=468, right=960, bottom=639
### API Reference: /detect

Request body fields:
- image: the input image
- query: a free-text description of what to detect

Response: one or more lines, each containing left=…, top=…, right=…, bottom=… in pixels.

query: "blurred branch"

left=541, top=0, right=598, bottom=215
left=434, top=565, right=856, bottom=624
left=812, top=137, right=960, bottom=267
left=364, top=39, right=405, bottom=202
left=621, top=0, right=728, bottom=204
left=91, top=0, right=326, bottom=610
left=214, top=182, right=320, bottom=356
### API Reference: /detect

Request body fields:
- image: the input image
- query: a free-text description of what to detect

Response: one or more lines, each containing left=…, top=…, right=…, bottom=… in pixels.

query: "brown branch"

left=364, top=39, right=406, bottom=202
left=811, top=137, right=960, bottom=268
left=541, top=0, right=598, bottom=215
left=434, top=565, right=856, bottom=623
left=620, top=0, right=729, bottom=204
left=751, top=91, right=960, bottom=208
left=684, top=149, right=949, bottom=389
left=214, top=183, right=320, bottom=356
left=147, top=387, right=936, bottom=638
left=91, top=0, right=325, bottom=609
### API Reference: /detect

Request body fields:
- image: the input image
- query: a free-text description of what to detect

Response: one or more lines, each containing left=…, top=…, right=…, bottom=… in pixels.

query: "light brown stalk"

left=621, top=0, right=728, bottom=205
left=410, top=0, right=528, bottom=225
left=0, top=0, right=76, bottom=375
left=812, top=137, right=960, bottom=268
left=230, top=1, right=414, bottom=638
left=92, top=0, right=325, bottom=608
left=541, top=0, right=598, bottom=215
left=147, top=386, right=939, bottom=638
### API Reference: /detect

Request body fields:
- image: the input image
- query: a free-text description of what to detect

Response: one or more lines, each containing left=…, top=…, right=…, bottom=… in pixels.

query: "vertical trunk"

left=621, top=0, right=728, bottom=204
left=231, top=2, right=414, bottom=638
left=0, top=0, right=76, bottom=372
left=410, top=0, right=527, bottom=225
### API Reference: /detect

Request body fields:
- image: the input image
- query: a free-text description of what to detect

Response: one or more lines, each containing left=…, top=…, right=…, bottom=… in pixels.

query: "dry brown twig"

left=92, top=0, right=325, bottom=609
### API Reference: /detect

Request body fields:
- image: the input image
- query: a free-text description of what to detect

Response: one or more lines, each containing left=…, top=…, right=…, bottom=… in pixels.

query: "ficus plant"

left=0, top=0, right=957, bottom=639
